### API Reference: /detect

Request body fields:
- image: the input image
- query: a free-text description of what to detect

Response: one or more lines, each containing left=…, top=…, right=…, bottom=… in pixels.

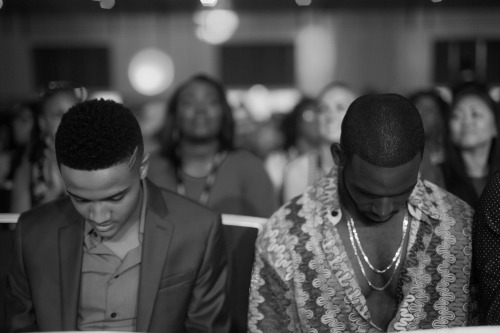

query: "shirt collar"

left=84, top=179, right=148, bottom=248
left=313, top=164, right=438, bottom=227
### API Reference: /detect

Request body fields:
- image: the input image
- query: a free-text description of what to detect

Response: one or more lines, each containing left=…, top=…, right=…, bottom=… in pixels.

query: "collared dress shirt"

left=248, top=164, right=475, bottom=332
left=78, top=180, right=148, bottom=331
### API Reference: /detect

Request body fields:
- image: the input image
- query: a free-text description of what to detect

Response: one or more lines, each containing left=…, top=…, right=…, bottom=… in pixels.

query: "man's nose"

left=371, top=197, right=394, bottom=220
left=88, top=202, right=110, bottom=223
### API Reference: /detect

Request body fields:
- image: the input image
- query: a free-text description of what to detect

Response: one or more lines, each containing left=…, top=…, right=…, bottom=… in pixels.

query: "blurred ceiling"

left=2, top=0, right=500, bottom=15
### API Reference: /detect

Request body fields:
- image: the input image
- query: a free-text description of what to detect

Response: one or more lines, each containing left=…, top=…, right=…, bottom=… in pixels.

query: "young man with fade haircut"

left=7, top=99, right=230, bottom=333
left=248, top=94, right=476, bottom=332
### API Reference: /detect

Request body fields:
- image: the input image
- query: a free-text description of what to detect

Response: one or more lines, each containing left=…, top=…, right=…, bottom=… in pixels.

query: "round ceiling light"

left=128, top=49, right=175, bottom=96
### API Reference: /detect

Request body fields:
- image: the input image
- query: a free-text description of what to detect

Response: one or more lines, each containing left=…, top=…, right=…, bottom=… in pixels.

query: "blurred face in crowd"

left=176, top=79, right=223, bottom=144
left=318, top=86, right=357, bottom=144
left=449, top=95, right=497, bottom=150
left=39, top=91, right=79, bottom=145
left=413, top=95, right=444, bottom=140
left=61, top=154, right=149, bottom=240
left=12, top=105, right=35, bottom=147
left=298, top=103, right=322, bottom=146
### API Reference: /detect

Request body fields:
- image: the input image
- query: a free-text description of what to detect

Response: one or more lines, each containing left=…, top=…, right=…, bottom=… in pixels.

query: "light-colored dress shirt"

left=249, top=165, right=475, bottom=332
left=78, top=180, right=147, bottom=331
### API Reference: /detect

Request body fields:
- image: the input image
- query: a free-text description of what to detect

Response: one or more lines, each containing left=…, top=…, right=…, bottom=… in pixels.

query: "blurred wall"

left=1, top=7, right=500, bottom=104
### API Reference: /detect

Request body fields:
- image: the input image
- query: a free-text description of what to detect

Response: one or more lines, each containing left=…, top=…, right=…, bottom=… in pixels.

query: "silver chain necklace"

left=350, top=211, right=408, bottom=274
left=346, top=210, right=408, bottom=291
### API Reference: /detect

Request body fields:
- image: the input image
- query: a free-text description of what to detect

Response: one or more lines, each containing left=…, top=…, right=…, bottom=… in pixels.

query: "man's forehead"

left=344, top=154, right=420, bottom=186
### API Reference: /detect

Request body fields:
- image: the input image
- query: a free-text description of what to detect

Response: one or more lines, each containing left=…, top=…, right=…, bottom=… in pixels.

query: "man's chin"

left=363, top=213, right=394, bottom=223
left=93, top=227, right=117, bottom=239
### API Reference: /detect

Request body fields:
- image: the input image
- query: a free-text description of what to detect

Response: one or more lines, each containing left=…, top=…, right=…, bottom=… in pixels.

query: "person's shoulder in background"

left=282, top=152, right=311, bottom=203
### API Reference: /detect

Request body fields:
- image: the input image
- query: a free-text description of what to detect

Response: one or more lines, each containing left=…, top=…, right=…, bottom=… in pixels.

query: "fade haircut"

left=340, top=93, right=425, bottom=168
left=55, top=99, right=144, bottom=171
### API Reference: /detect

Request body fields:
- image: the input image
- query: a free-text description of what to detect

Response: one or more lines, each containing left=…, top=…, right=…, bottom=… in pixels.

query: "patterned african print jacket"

left=248, top=165, right=475, bottom=332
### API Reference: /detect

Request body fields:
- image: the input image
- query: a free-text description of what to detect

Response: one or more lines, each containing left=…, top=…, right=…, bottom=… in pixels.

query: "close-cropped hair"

left=55, top=98, right=144, bottom=171
left=340, top=93, right=425, bottom=168
left=160, top=74, right=235, bottom=164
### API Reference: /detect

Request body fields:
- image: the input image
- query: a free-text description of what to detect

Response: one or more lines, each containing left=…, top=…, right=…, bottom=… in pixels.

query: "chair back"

left=221, top=214, right=267, bottom=333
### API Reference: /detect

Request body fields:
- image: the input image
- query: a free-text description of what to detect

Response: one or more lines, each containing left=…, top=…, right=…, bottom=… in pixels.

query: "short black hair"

left=340, top=93, right=425, bottom=168
left=55, top=99, right=144, bottom=171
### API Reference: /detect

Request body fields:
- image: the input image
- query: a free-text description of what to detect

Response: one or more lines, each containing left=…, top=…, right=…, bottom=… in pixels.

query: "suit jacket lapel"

left=137, top=181, right=174, bottom=332
left=59, top=207, right=84, bottom=330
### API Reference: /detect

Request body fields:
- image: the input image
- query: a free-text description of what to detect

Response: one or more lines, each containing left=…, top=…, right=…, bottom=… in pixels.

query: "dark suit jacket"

left=7, top=180, right=230, bottom=333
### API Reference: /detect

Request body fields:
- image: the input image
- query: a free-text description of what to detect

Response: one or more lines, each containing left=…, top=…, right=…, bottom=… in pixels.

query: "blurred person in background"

left=0, top=112, right=15, bottom=213
left=148, top=74, right=276, bottom=218
left=147, top=74, right=276, bottom=333
left=10, top=81, right=86, bottom=213
left=282, top=81, right=358, bottom=202
left=409, top=89, right=448, bottom=188
left=264, top=97, right=323, bottom=205
left=246, top=116, right=284, bottom=161
left=0, top=101, right=37, bottom=214
left=441, top=83, right=500, bottom=207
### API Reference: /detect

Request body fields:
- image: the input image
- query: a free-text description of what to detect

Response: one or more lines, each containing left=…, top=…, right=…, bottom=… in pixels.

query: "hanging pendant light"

left=194, top=0, right=239, bottom=45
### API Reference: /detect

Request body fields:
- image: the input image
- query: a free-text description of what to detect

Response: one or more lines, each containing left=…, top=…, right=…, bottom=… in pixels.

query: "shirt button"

left=111, top=312, right=117, bottom=318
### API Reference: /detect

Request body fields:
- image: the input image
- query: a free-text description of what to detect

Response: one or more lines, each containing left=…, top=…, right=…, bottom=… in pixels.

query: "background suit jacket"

left=7, top=180, right=230, bottom=333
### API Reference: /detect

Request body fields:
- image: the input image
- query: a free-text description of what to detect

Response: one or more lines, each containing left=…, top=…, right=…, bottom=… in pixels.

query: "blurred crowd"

left=2, top=73, right=500, bottom=332
left=1, top=75, right=499, bottom=217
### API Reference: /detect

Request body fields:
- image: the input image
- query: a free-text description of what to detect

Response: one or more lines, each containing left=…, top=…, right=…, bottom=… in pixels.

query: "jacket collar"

left=311, top=164, right=441, bottom=228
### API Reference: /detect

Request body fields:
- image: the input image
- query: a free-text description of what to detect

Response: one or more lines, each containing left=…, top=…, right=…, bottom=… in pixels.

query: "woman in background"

left=148, top=73, right=276, bottom=333
left=148, top=74, right=276, bottom=217
left=264, top=97, right=323, bottom=205
left=282, top=81, right=358, bottom=202
left=10, top=81, right=85, bottom=213
left=409, top=89, right=448, bottom=188
left=441, top=83, right=500, bottom=206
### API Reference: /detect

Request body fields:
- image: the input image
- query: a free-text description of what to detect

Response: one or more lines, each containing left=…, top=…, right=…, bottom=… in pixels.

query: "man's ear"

left=330, top=143, right=345, bottom=167
left=139, top=153, right=150, bottom=180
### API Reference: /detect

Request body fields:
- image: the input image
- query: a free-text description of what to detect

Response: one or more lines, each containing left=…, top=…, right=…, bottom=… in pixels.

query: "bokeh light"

left=200, top=0, right=218, bottom=7
left=194, top=9, right=239, bottom=45
left=128, top=49, right=174, bottom=96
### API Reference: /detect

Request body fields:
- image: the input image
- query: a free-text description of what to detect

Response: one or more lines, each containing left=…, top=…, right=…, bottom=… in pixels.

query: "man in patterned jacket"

left=248, top=94, right=476, bottom=332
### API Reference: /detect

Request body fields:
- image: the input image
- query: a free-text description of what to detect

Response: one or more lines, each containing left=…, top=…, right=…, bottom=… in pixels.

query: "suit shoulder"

left=16, top=198, right=76, bottom=240
left=18, top=197, right=72, bottom=226
left=158, top=187, right=219, bottom=220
